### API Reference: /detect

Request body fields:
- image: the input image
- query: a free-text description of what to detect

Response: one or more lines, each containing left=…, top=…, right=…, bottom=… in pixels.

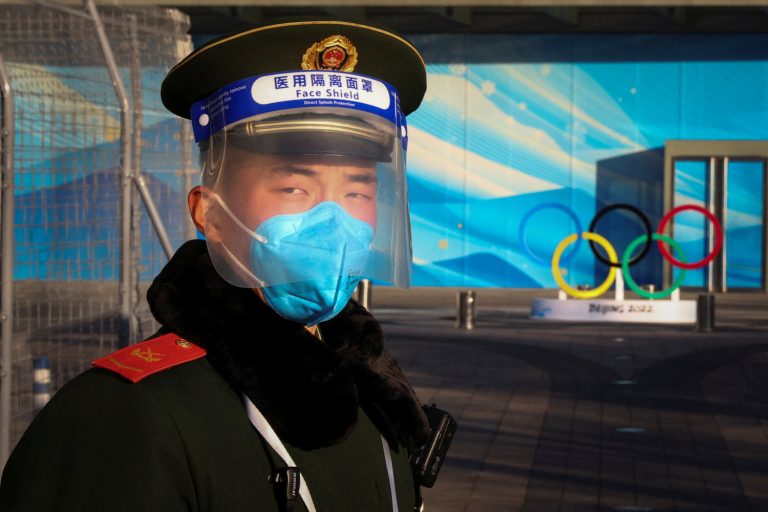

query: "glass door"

left=672, top=158, right=712, bottom=288
left=724, top=159, right=766, bottom=290
left=665, top=141, right=768, bottom=293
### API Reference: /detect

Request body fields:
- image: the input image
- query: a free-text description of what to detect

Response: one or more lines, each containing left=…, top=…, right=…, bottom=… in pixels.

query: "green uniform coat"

left=0, top=241, right=429, bottom=511
left=1, top=359, right=414, bottom=511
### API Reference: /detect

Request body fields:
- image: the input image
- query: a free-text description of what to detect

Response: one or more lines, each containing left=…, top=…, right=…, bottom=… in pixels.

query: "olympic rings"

left=532, top=202, right=723, bottom=300
left=657, top=204, right=723, bottom=270
left=622, top=233, right=687, bottom=299
left=552, top=232, right=618, bottom=299
left=518, top=203, right=583, bottom=265
left=519, top=202, right=722, bottom=299
left=589, top=203, right=652, bottom=268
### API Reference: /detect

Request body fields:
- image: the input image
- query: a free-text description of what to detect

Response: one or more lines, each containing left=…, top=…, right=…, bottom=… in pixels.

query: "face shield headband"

left=189, top=71, right=413, bottom=323
left=191, top=70, right=406, bottom=147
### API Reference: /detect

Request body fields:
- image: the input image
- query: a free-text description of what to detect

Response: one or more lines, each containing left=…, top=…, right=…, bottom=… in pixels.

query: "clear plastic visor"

left=199, top=107, right=412, bottom=289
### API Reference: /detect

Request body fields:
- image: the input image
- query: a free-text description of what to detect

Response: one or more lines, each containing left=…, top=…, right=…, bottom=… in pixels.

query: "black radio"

left=409, top=404, right=457, bottom=488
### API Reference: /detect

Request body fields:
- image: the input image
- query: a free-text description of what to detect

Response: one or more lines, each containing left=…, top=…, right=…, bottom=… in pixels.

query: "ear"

left=188, top=186, right=222, bottom=243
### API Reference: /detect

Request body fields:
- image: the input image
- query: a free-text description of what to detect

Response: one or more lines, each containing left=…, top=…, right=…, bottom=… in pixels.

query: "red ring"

left=656, top=204, right=723, bottom=270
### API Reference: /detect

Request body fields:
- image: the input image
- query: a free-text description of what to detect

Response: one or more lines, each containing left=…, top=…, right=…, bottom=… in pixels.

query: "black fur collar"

left=146, top=240, right=429, bottom=452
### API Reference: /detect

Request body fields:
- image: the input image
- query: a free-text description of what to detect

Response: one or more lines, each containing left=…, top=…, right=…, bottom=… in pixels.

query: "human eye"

left=344, top=175, right=377, bottom=202
left=280, top=187, right=307, bottom=195
left=346, top=190, right=374, bottom=201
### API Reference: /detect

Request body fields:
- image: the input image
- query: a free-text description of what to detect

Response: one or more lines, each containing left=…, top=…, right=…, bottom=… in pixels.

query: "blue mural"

left=405, top=33, right=768, bottom=288
left=11, top=34, right=768, bottom=288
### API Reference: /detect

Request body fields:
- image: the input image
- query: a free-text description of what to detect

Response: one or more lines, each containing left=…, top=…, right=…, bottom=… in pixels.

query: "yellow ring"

left=552, top=232, right=618, bottom=299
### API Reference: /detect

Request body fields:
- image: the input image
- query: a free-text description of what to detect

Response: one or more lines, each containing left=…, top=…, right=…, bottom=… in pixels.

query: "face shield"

left=191, top=70, right=412, bottom=296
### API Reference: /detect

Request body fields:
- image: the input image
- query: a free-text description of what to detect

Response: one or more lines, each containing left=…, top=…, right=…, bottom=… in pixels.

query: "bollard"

left=355, top=279, right=372, bottom=311
left=456, top=290, right=476, bottom=330
left=695, top=294, right=715, bottom=333
left=33, top=355, right=51, bottom=414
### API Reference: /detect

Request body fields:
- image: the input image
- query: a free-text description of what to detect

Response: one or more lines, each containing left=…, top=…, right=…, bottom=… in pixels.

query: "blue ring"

left=518, top=203, right=583, bottom=265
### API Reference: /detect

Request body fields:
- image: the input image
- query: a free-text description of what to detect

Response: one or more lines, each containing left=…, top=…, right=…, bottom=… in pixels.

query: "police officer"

left=0, top=19, right=431, bottom=511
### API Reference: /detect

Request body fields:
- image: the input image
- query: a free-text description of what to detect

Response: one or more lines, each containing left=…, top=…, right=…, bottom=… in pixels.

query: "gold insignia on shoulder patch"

left=301, top=35, right=358, bottom=72
left=93, top=333, right=206, bottom=383
left=131, top=347, right=164, bottom=363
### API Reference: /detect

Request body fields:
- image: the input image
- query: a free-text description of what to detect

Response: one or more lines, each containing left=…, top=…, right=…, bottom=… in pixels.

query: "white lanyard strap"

left=381, top=436, right=399, bottom=512
left=243, top=395, right=317, bottom=512
left=244, top=394, right=399, bottom=512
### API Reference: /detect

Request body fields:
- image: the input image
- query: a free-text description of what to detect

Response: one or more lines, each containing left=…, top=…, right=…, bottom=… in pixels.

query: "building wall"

left=11, top=32, right=768, bottom=289
left=406, top=33, right=768, bottom=288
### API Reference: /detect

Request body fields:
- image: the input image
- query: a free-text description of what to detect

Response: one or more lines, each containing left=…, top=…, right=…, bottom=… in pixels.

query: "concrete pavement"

left=376, top=289, right=768, bottom=512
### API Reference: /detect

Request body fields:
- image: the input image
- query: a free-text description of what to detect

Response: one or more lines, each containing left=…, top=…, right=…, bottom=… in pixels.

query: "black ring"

left=588, top=203, right=652, bottom=268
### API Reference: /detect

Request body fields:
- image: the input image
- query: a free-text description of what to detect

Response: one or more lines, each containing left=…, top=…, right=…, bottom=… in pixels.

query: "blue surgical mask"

left=246, top=202, right=374, bottom=325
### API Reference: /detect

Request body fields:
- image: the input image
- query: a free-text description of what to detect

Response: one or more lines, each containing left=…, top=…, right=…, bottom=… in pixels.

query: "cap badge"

left=301, top=35, right=358, bottom=72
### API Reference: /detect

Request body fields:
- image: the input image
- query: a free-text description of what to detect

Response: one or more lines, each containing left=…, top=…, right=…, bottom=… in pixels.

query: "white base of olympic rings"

left=531, top=297, right=697, bottom=324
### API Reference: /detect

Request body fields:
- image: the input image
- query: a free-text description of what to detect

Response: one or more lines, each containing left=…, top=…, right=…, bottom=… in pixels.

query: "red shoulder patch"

left=92, top=333, right=206, bottom=383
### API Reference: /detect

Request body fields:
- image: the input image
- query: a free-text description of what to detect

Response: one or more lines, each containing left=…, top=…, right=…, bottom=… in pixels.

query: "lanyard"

left=381, top=435, right=399, bottom=512
left=244, top=395, right=317, bottom=512
left=243, top=395, right=399, bottom=512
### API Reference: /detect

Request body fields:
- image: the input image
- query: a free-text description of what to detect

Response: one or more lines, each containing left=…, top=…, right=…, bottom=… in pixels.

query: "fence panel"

left=0, top=2, right=193, bottom=452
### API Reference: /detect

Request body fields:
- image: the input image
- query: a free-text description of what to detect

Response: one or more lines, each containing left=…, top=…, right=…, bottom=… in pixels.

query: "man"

left=0, top=18, right=433, bottom=511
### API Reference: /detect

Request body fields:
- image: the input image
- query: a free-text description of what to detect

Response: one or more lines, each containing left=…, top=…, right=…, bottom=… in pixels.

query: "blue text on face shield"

left=250, top=202, right=374, bottom=325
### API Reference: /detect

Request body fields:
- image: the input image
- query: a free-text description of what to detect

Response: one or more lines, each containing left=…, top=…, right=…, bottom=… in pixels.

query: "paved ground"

left=374, top=288, right=768, bottom=512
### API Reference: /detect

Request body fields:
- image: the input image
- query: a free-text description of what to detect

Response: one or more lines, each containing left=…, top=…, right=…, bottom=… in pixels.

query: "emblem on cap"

left=301, top=35, right=358, bottom=72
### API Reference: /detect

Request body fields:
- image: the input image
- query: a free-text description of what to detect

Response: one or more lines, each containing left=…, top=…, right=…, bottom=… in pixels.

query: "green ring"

left=622, top=233, right=687, bottom=299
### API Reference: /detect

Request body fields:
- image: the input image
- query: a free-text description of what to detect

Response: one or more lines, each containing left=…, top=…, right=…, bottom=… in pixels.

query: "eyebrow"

left=271, top=165, right=377, bottom=184
left=271, top=165, right=317, bottom=177
left=346, top=172, right=377, bottom=184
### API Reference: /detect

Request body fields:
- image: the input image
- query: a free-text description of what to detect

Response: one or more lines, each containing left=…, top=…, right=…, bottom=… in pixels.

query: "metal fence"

left=0, top=1, right=194, bottom=467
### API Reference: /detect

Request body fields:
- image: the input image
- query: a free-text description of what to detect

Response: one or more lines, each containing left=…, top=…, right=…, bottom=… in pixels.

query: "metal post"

left=614, top=272, right=624, bottom=301
left=134, top=175, right=174, bottom=258
left=709, top=156, right=718, bottom=293
left=695, top=294, right=715, bottom=333
left=720, top=157, right=729, bottom=293
left=642, top=283, right=656, bottom=300
left=128, top=14, right=143, bottom=337
left=456, top=290, right=476, bottom=330
left=355, top=279, right=372, bottom=311
left=128, top=14, right=174, bottom=261
left=0, top=51, right=16, bottom=470
left=181, top=121, right=197, bottom=241
left=86, top=0, right=134, bottom=346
